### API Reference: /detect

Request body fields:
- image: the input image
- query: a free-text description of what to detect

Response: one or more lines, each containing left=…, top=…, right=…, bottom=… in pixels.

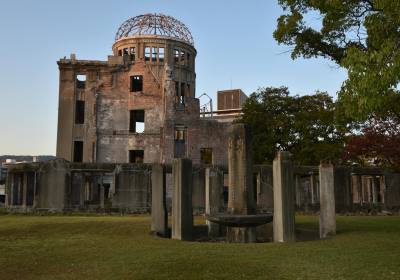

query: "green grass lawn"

left=0, top=215, right=399, bottom=280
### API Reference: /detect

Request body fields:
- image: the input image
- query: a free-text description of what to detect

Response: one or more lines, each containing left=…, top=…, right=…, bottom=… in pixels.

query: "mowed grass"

left=0, top=215, right=399, bottom=280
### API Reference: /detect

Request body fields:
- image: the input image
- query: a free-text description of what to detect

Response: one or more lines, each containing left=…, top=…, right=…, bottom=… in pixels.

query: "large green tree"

left=240, top=87, right=345, bottom=165
left=274, top=0, right=400, bottom=118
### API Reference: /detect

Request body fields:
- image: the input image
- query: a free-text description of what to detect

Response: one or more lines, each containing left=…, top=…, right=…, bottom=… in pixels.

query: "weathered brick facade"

left=56, top=14, right=230, bottom=166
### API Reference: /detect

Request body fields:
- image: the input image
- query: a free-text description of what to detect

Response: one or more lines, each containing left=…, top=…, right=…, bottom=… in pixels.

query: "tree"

left=240, top=87, right=345, bottom=165
left=343, top=106, right=400, bottom=171
left=274, top=0, right=400, bottom=118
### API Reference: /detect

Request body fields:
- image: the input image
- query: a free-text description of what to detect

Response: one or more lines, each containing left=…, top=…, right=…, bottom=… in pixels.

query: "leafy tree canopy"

left=343, top=103, right=400, bottom=171
left=274, top=0, right=400, bottom=119
left=343, top=118, right=400, bottom=171
left=240, top=87, right=345, bottom=165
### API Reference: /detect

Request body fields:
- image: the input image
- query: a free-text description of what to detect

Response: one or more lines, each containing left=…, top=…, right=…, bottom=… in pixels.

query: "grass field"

left=0, top=215, right=399, bottom=280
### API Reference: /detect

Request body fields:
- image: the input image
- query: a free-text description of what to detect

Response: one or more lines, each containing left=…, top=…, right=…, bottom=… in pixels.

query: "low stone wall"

left=3, top=159, right=400, bottom=214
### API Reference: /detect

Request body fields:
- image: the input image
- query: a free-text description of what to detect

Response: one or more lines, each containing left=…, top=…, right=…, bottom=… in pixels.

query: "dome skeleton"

left=115, top=13, right=194, bottom=46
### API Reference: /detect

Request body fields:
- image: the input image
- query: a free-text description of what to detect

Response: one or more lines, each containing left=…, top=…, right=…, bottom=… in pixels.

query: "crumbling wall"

left=112, top=165, right=151, bottom=212
left=385, top=173, right=400, bottom=209
left=35, top=159, right=68, bottom=210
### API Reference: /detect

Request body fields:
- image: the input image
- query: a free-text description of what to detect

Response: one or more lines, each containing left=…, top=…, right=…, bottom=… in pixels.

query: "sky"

left=0, top=0, right=347, bottom=156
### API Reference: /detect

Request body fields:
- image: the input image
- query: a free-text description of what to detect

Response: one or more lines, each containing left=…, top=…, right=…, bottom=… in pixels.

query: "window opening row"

left=174, top=49, right=190, bottom=66
left=145, top=46, right=165, bottom=62
left=118, top=47, right=136, bottom=61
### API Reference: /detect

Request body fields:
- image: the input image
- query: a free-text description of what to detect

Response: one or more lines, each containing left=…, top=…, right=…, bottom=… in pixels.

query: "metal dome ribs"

left=115, top=13, right=194, bottom=46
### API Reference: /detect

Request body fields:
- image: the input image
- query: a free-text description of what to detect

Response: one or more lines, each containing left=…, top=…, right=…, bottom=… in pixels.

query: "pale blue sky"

left=0, top=0, right=346, bottom=155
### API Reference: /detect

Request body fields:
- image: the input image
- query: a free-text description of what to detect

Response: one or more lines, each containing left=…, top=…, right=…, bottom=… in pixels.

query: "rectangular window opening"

left=129, top=110, right=145, bottom=133
left=76, top=74, right=86, bottom=89
left=75, top=100, right=85, bottom=124
left=130, top=75, right=143, bottom=92
left=186, top=84, right=191, bottom=98
left=129, top=150, right=144, bottom=163
left=187, top=53, right=190, bottom=66
left=159, top=47, right=165, bottom=62
left=180, top=50, right=186, bottom=65
left=174, top=49, right=180, bottom=64
left=145, top=47, right=151, bottom=61
left=174, top=126, right=186, bottom=158
left=180, top=82, right=185, bottom=105
left=130, top=47, right=136, bottom=61
left=123, top=48, right=129, bottom=56
left=73, top=141, right=83, bottom=162
left=152, top=47, right=157, bottom=62
left=200, top=148, right=213, bottom=165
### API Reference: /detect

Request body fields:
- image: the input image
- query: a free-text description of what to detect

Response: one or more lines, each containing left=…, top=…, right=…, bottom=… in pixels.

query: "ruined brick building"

left=56, top=14, right=242, bottom=166
left=6, top=13, right=399, bottom=214
left=4, top=14, right=249, bottom=213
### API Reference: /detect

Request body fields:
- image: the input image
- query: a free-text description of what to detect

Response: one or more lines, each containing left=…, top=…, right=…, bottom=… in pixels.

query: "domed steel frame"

left=115, top=13, right=194, bottom=46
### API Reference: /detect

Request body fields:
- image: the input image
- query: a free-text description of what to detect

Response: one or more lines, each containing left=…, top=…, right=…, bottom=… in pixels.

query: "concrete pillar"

left=227, top=124, right=256, bottom=242
left=8, top=174, right=14, bottom=206
left=79, top=177, right=86, bottom=208
left=99, top=181, right=105, bottom=209
left=22, top=173, right=28, bottom=207
left=256, top=172, right=261, bottom=205
left=369, top=177, right=373, bottom=203
left=380, top=176, right=386, bottom=204
left=361, top=176, right=366, bottom=204
left=227, top=124, right=255, bottom=215
left=172, top=159, right=193, bottom=241
left=319, top=162, right=336, bottom=239
left=310, top=174, right=315, bottom=205
left=303, top=177, right=310, bottom=212
left=205, top=167, right=224, bottom=237
left=151, top=164, right=168, bottom=236
left=32, top=172, right=38, bottom=208
left=372, top=176, right=380, bottom=204
left=192, top=168, right=205, bottom=214
left=295, top=175, right=301, bottom=208
left=351, top=175, right=361, bottom=204
left=273, top=151, right=295, bottom=242
left=5, top=173, right=12, bottom=207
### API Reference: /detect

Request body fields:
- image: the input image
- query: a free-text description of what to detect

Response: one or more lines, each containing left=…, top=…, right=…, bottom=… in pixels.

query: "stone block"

left=172, top=159, right=193, bottom=240
left=227, top=123, right=255, bottom=215
left=151, top=164, right=168, bottom=236
left=273, top=151, right=295, bottom=242
left=205, top=167, right=224, bottom=237
left=319, top=162, right=336, bottom=238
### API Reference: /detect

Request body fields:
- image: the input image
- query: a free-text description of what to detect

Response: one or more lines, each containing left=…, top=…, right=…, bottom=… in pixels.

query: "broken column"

left=151, top=164, right=168, bottom=236
left=172, top=158, right=193, bottom=241
left=227, top=124, right=256, bottom=243
left=273, top=151, right=295, bottom=242
left=319, top=162, right=336, bottom=239
left=205, top=167, right=224, bottom=237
